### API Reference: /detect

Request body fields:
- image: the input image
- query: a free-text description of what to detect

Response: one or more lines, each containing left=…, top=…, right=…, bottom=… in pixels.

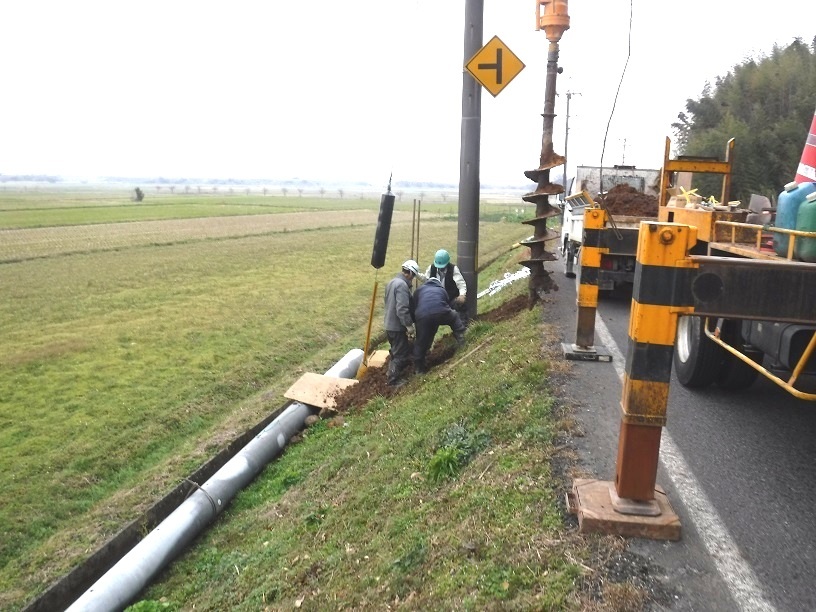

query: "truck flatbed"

left=603, top=215, right=648, bottom=230
left=708, top=242, right=780, bottom=260
left=707, top=219, right=816, bottom=261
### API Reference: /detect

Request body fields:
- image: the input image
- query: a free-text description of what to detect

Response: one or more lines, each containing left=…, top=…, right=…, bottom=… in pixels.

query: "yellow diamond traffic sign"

left=465, top=35, right=525, bottom=97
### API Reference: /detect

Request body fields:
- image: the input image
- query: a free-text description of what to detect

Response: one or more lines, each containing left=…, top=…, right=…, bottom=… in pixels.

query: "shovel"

left=356, top=280, right=379, bottom=379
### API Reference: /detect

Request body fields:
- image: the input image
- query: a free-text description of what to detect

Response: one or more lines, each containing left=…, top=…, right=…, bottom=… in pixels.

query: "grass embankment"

left=0, top=190, right=536, bottom=609
left=131, top=291, right=603, bottom=610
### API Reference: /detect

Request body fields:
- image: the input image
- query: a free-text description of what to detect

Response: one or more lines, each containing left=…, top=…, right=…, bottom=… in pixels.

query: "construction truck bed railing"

left=713, top=219, right=816, bottom=260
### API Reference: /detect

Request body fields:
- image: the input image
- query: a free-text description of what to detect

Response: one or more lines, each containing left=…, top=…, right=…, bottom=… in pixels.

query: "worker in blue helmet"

left=424, top=249, right=468, bottom=324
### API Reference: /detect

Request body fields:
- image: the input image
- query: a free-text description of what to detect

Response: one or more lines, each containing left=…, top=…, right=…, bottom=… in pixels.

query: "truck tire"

left=674, top=315, right=725, bottom=388
left=716, top=320, right=761, bottom=390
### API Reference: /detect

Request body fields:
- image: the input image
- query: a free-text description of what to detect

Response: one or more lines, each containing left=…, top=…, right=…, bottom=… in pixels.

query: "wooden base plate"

left=566, top=478, right=681, bottom=541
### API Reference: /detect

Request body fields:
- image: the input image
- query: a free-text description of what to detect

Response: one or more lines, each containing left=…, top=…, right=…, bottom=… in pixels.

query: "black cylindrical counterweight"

left=370, top=191, right=396, bottom=269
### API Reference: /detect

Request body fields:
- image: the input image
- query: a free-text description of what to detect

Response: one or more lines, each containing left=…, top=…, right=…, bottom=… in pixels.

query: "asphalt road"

left=543, top=265, right=816, bottom=612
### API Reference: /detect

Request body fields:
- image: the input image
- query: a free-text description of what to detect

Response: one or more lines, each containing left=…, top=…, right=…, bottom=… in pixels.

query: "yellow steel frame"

left=703, top=320, right=816, bottom=401
left=658, top=137, right=735, bottom=208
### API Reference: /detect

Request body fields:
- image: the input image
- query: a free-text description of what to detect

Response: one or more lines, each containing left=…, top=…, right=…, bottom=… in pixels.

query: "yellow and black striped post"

left=615, top=221, right=698, bottom=501
left=575, top=207, right=604, bottom=347
left=563, top=207, right=611, bottom=361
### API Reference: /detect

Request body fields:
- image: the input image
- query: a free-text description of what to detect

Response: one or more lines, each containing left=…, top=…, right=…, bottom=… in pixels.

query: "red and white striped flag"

left=795, top=107, right=816, bottom=183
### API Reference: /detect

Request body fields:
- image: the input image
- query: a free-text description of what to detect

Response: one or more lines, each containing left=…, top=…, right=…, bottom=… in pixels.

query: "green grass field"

left=3, top=187, right=602, bottom=609
left=2, top=187, right=650, bottom=611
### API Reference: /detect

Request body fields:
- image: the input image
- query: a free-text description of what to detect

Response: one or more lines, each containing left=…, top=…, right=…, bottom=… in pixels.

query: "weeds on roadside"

left=427, top=420, right=489, bottom=482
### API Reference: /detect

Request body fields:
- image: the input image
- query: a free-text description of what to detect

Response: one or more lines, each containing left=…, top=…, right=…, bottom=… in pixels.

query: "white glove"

left=406, top=325, right=415, bottom=339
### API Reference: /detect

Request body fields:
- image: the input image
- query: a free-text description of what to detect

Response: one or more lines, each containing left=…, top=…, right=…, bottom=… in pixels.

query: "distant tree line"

left=0, top=174, right=60, bottom=183
left=672, top=37, right=816, bottom=204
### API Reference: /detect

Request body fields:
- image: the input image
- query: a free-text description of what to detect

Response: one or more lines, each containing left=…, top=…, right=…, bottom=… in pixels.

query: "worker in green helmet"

left=424, top=248, right=468, bottom=325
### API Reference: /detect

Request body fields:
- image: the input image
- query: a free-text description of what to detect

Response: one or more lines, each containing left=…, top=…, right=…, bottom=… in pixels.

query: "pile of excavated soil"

left=477, top=293, right=530, bottom=322
left=598, top=184, right=658, bottom=217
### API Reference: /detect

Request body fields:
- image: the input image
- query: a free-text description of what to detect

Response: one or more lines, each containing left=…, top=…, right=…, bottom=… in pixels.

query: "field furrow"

left=0, top=210, right=419, bottom=262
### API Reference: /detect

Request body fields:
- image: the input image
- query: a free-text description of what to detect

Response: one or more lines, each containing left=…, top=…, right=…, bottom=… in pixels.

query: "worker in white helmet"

left=383, top=259, right=420, bottom=387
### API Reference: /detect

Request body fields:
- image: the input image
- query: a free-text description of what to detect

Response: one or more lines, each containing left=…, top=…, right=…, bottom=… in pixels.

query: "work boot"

left=386, top=361, right=398, bottom=385
left=454, top=333, right=465, bottom=348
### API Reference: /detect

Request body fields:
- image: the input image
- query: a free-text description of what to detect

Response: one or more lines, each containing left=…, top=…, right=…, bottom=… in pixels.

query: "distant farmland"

left=0, top=210, right=417, bottom=262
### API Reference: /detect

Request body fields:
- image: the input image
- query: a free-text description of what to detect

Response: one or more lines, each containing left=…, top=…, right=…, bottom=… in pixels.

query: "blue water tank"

left=774, top=181, right=816, bottom=257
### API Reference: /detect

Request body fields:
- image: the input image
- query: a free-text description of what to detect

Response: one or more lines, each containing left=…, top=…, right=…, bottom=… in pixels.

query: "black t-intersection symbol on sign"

left=478, top=48, right=502, bottom=84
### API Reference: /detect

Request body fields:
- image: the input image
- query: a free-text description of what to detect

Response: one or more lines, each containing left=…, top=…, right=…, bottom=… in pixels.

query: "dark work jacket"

left=414, top=279, right=453, bottom=320
left=429, top=263, right=461, bottom=302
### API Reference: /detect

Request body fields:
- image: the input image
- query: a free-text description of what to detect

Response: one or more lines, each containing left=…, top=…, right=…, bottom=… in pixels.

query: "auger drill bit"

left=520, top=150, right=564, bottom=305
left=522, top=1, right=570, bottom=307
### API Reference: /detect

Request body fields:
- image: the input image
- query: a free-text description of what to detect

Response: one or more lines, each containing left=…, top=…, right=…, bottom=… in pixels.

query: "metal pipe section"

left=66, top=349, right=364, bottom=612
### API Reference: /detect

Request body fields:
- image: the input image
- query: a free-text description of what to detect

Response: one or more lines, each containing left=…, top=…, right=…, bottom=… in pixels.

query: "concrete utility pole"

left=457, top=0, right=483, bottom=322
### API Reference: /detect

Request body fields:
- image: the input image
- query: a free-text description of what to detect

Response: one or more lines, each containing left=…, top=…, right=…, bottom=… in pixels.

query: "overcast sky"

left=2, top=1, right=812, bottom=186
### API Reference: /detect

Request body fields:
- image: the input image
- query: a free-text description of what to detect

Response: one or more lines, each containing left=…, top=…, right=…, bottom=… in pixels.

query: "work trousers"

left=386, top=330, right=412, bottom=385
left=413, top=311, right=466, bottom=372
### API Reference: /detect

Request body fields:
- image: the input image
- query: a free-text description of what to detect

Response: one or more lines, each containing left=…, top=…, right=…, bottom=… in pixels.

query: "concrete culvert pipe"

left=66, top=349, right=363, bottom=612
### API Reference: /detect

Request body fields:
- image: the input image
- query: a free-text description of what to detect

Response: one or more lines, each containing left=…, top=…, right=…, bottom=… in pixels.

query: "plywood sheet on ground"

left=284, top=373, right=358, bottom=409
left=366, top=350, right=389, bottom=369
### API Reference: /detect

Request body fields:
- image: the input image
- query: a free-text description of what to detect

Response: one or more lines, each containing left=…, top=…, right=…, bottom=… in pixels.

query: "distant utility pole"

left=563, top=90, right=581, bottom=196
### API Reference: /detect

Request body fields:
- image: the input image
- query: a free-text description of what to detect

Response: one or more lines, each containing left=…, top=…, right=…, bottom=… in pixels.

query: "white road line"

left=594, top=317, right=777, bottom=612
